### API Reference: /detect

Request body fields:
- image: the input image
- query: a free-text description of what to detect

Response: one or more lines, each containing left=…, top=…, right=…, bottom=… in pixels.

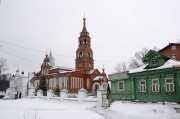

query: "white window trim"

left=165, top=78, right=174, bottom=92
left=172, top=45, right=176, bottom=50
left=152, top=58, right=158, bottom=64
left=152, top=79, right=159, bottom=92
left=117, top=81, right=124, bottom=91
left=140, top=80, right=146, bottom=92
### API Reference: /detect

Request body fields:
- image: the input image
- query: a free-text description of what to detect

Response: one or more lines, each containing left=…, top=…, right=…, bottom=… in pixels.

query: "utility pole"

left=27, top=72, right=30, bottom=96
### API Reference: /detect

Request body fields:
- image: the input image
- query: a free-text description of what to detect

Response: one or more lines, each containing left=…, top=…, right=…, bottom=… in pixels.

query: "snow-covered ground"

left=0, top=98, right=180, bottom=119
left=95, top=101, right=180, bottom=119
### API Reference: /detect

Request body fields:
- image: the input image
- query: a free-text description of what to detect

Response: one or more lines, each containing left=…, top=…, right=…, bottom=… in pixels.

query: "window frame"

left=140, top=80, right=146, bottom=92
left=172, top=45, right=176, bottom=50
left=165, top=78, right=174, bottom=92
left=117, top=81, right=124, bottom=91
left=152, top=79, right=159, bottom=92
left=152, top=58, right=158, bottom=65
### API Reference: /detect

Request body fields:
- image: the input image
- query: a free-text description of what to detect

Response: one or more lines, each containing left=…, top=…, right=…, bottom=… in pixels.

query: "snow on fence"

left=27, top=88, right=110, bottom=107
left=28, top=88, right=98, bottom=103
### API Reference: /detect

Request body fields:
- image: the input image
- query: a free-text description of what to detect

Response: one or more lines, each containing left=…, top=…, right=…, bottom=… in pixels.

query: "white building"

left=5, top=69, right=29, bottom=99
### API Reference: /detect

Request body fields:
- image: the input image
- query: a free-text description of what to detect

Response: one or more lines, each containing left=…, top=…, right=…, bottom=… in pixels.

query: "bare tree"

left=128, top=48, right=149, bottom=69
left=0, top=58, right=8, bottom=75
left=114, top=62, right=127, bottom=73
left=115, top=46, right=159, bottom=71
left=153, top=46, right=160, bottom=52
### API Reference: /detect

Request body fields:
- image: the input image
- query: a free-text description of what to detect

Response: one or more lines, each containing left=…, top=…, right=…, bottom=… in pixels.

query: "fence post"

left=97, top=86, right=106, bottom=107
left=28, top=86, right=35, bottom=97
left=37, top=89, right=43, bottom=97
left=60, top=89, right=68, bottom=100
left=47, top=89, right=53, bottom=99
left=78, top=88, right=87, bottom=102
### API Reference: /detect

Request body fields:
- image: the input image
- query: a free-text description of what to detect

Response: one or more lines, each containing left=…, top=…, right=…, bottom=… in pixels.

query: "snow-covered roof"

left=93, top=75, right=103, bottom=81
left=129, top=59, right=180, bottom=74
left=59, top=70, right=76, bottom=73
left=87, top=69, right=95, bottom=74
left=51, top=66, right=74, bottom=70
left=108, top=71, right=129, bottom=81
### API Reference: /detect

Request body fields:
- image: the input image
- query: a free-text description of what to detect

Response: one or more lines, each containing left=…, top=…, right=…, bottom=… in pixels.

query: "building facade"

left=31, top=17, right=108, bottom=93
left=109, top=50, right=180, bottom=103
left=159, top=43, right=180, bottom=61
left=6, top=70, right=29, bottom=99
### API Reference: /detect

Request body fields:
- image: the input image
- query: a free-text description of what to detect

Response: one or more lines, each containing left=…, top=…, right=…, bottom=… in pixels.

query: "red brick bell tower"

left=75, top=17, right=94, bottom=71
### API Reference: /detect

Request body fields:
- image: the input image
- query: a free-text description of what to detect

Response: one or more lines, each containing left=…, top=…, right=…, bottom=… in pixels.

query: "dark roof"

left=80, top=18, right=89, bottom=36
left=159, top=43, right=180, bottom=52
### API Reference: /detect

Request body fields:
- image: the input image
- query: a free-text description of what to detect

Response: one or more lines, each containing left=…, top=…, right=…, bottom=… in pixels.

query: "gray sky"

left=0, top=0, right=180, bottom=75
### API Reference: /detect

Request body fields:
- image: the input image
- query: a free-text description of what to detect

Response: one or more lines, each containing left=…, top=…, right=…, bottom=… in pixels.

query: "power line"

left=0, top=40, right=119, bottom=64
left=0, top=49, right=41, bottom=65
left=0, top=40, right=75, bottom=59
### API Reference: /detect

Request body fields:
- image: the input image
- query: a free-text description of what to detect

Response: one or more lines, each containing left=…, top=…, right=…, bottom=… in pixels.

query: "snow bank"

left=0, top=98, right=103, bottom=119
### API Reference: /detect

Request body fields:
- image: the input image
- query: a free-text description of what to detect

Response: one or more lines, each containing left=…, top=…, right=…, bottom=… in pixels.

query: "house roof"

left=158, top=43, right=180, bottom=52
left=93, top=75, right=103, bottom=81
left=108, top=71, right=129, bottom=81
left=129, top=59, right=180, bottom=74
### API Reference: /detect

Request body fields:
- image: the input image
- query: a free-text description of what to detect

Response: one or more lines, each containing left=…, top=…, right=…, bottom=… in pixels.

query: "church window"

left=152, top=79, right=159, bottom=92
left=165, top=78, right=174, bottom=92
left=84, top=39, right=86, bottom=44
left=140, top=80, right=146, bottom=92
left=152, top=58, right=158, bottom=64
left=117, top=81, right=124, bottom=91
left=79, top=51, right=83, bottom=58
left=87, top=79, right=90, bottom=89
left=88, top=52, right=91, bottom=58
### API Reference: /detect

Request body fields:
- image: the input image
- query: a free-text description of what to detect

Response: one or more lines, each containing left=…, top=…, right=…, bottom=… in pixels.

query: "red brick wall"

left=159, top=44, right=180, bottom=61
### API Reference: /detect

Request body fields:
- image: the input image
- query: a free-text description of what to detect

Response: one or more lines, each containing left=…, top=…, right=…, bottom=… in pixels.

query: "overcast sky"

left=0, top=0, right=180, bottom=75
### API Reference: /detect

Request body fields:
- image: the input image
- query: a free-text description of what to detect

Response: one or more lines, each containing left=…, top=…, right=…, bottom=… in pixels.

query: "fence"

left=28, top=88, right=110, bottom=107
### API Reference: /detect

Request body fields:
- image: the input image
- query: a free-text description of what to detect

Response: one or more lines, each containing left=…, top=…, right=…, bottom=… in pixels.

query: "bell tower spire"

left=75, top=17, right=94, bottom=71
left=80, top=15, right=89, bottom=36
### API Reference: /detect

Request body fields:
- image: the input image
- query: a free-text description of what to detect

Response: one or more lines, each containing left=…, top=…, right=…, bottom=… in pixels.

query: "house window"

left=152, top=58, right=158, bottom=64
left=165, top=78, right=174, bottom=92
left=171, top=54, right=176, bottom=60
left=117, top=81, right=124, bottom=91
left=152, top=79, right=159, bottom=92
left=140, top=80, right=146, bottom=92
left=172, top=45, right=176, bottom=50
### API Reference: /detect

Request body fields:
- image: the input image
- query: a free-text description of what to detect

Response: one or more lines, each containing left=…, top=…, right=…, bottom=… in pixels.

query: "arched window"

left=84, top=39, right=86, bottom=44
left=88, top=52, right=91, bottom=58
left=79, top=51, right=83, bottom=58
left=87, top=79, right=90, bottom=89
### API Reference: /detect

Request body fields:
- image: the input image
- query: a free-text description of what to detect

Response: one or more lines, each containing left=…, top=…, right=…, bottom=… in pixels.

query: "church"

left=30, top=17, right=108, bottom=93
